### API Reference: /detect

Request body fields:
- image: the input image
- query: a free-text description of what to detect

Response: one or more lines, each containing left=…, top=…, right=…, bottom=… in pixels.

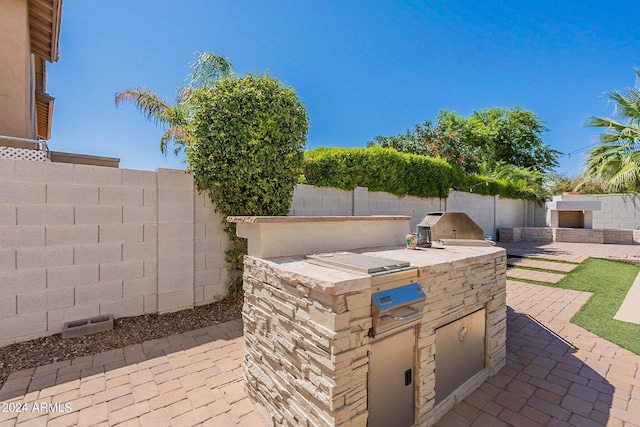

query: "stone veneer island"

left=228, top=215, right=507, bottom=427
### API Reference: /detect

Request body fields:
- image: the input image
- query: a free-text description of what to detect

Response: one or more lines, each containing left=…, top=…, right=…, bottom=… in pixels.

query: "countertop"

left=248, top=244, right=506, bottom=295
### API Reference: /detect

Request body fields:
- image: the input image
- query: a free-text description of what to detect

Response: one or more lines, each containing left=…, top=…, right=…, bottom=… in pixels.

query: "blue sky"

left=48, top=0, right=640, bottom=176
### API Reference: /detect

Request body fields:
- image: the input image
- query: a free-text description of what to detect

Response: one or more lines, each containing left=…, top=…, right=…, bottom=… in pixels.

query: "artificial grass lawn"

left=552, top=258, right=640, bottom=355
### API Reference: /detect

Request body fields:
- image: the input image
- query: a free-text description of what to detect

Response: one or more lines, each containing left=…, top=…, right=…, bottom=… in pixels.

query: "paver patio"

left=1, top=241, right=640, bottom=426
left=506, top=257, right=578, bottom=273
left=506, top=267, right=566, bottom=284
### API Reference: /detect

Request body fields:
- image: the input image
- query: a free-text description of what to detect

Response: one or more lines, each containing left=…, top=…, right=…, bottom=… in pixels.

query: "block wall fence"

left=290, top=184, right=547, bottom=237
left=0, top=159, right=229, bottom=347
left=589, top=194, right=640, bottom=229
left=1, top=160, right=545, bottom=346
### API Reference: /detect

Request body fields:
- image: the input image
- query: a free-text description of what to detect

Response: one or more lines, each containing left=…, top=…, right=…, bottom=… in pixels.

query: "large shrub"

left=188, top=73, right=308, bottom=292
left=303, top=146, right=529, bottom=200
left=304, top=146, right=452, bottom=198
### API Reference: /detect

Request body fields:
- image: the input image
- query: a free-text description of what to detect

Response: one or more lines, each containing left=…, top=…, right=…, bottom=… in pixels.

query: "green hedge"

left=303, top=146, right=526, bottom=199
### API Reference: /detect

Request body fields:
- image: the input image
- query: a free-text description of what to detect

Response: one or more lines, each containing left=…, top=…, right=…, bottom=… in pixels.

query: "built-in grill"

left=306, top=251, right=424, bottom=427
left=418, top=212, right=493, bottom=246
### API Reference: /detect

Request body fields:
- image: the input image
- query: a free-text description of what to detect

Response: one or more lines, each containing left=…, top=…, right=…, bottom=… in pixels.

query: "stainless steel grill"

left=419, top=212, right=494, bottom=246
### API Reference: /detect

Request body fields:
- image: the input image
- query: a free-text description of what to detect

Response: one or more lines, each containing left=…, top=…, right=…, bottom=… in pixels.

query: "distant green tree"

left=438, top=107, right=559, bottom=172
left=367, top=120, right=480, bottom=173
left=546, top=174, right=611, bottom=195
left=584, top=69, right=640, bottom=191
left=477, top=161, right=548, bottom=199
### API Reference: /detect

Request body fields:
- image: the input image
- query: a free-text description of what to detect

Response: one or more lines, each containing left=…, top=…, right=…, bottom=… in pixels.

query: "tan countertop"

left=228, top=215, right=411, bottom=223
left=249, top=244, right=506, bottom=295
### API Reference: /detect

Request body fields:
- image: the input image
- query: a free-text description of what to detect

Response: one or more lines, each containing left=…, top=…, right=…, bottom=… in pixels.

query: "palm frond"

left=188, top=51, right=234, bottom=89
left=115, top=87, right=173, bottom=127
left=160, top=127, right=193, bottom=155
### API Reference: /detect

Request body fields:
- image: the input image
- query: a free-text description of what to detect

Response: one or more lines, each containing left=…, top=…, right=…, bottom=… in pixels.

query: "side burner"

left=306, top=251, right=411, bottom=275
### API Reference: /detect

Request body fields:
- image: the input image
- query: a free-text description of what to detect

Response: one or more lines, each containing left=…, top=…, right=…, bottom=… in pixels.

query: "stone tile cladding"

left=241, top=257, right=371, bottom=426
left=415, top=253, right=507, bottom=425
left=241, top=252, right=507, bottom=427
left=500, top=227, right=640, bottom=245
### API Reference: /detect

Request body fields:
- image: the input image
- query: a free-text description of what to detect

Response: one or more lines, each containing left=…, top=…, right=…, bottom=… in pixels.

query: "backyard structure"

left=0, top=0, right=120, bottom=167
left=2, top=242, right=640, bottom=426
left=232, top=215, right=507, bottom=426
left=5, top=154, right=640, bottom=346
left=0, top=0, right=60, bottom=144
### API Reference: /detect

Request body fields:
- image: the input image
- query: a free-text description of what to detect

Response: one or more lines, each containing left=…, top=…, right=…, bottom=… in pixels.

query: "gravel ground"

left=0, top=293, right=243, bottom=391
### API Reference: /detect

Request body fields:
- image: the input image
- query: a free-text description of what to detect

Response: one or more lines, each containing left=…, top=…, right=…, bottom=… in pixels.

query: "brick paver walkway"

left=499, top=241, right=640, bottom=263
left=506, top=267, right=566, bottom=284
left=437, top=280, right=640, bottom=426
left=0, top=319, right=266, bottom=427
left=2, top=242, right=640, bottom=426
left=507, top=257, right=578, bottom=273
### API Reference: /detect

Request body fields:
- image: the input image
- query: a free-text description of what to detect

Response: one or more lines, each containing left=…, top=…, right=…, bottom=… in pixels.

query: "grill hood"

left=419, top=212, right=484, bottom=241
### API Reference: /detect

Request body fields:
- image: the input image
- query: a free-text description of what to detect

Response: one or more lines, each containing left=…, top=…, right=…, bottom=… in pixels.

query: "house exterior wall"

left=0, top=0, right=34, bottom=141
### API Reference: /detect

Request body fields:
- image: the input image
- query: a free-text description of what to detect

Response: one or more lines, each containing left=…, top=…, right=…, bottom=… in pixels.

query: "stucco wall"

left=0, top=159, right=228, bottom=346
left=0, top=0, right=33, bottom=140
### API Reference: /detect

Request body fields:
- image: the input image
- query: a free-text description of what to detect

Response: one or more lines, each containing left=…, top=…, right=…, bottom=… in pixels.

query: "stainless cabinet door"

left=368, top=327, right=415, bottom=427
left=435, top=308, right=486, bottom=405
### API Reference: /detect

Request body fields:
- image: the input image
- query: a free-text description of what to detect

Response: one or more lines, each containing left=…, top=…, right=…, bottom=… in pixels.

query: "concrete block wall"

left=289, top=184, right=354, bottom=216
left=292, top=185, right=531, bottom=238
left=194, top=191, right=230, bottom=304
left=0, top=159, right=228, bottom=346
left=367, top=190, right=442, bottom=231
left=446, top=191, right=495, bottom=238
left=590, top=194, right=640, bottom=230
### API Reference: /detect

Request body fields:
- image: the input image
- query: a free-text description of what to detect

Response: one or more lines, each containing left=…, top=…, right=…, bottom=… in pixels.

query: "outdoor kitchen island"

left=228, top=215, right=507, bottom=427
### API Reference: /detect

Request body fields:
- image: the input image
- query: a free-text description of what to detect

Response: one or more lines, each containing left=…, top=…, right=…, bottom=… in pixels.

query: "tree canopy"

left=438, top=107, right=559, bottom=172
left=115, top=52, right=234, bottom=155
left=367, top=120, right=480, bottom=173
left=115, top=52, right=308, bottom=293
left=584, top=69, right=640, bottom=191
left=369, top=107, right=559, bottom=174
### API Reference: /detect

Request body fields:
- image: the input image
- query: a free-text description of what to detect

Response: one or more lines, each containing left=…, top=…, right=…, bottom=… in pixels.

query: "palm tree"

left=477, top=161, right=547, bottom=199
left=115, top=52, right=233, bottom=155
left=584, top=69, right=640, bottom=191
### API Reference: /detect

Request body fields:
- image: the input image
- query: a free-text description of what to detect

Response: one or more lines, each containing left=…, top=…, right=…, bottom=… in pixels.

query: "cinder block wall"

left=292, top=184, right=533, bottom=238
left=1, top=165, right=537, bottom=346
left=0, top=159, right=228, bottom=346
left=590, top=194, right=640, bottom=229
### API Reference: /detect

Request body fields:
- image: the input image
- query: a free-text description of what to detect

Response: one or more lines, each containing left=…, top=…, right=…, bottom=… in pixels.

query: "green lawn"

left=547, top=258, right=640, bottom=355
